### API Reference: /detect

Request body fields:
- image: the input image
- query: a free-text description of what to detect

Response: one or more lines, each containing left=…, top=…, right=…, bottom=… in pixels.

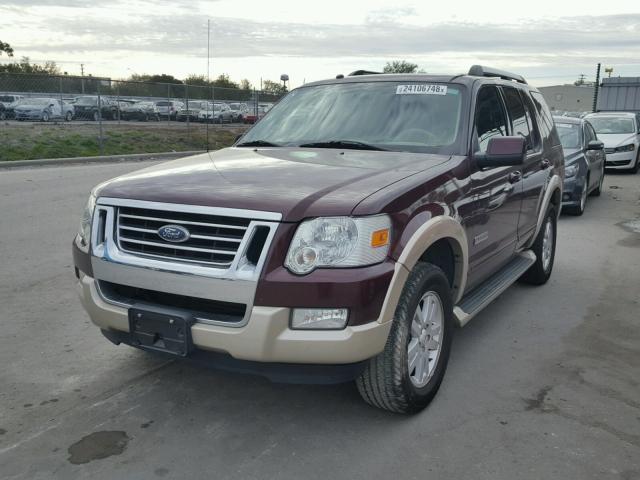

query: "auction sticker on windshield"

left=396, top=84, right=448, bottom=95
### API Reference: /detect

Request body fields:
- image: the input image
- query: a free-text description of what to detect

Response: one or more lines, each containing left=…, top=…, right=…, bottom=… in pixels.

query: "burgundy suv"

left=73, top=66, right=564, bottom=413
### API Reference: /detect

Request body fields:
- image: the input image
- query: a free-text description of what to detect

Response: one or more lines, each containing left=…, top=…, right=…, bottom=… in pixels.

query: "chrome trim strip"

left=119, top=213, right=249, bottom=231
left=119, top=225, right=243, bottom=243
left=98, top=197, right=283, bottom=222
left=118, top=236, right=237, bottom=255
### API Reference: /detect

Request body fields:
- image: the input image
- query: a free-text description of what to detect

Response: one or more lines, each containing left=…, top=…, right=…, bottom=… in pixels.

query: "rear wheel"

left=42, top=111, right=50, bottom=122
left=92, top=111, right=99, bottom=122
left=356, top=262, right=453, bottom=414
left=520, top=206, right=557, bottom=285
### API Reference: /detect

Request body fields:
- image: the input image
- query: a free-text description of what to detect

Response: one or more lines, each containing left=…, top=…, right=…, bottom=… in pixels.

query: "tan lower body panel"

left=78, top=275, right=391, bottom=365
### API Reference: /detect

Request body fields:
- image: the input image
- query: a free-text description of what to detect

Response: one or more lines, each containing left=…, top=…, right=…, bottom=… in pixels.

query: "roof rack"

left=348, top=70, right=382, bottom=76
left=468, top=65, right=527, bottom=84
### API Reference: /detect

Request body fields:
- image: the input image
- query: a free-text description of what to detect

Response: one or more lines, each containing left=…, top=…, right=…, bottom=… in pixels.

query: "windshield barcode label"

left=396, top=84, right=448, bottom=95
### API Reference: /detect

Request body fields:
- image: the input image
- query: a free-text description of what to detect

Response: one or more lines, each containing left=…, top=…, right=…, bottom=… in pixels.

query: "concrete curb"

left=0, top=150, right=206, bottom=169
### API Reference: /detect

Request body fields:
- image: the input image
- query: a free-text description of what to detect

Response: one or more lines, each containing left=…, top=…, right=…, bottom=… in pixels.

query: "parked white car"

left=0, top=94, right=25, bottom=119
left=584, top=112, right=640, bottom=172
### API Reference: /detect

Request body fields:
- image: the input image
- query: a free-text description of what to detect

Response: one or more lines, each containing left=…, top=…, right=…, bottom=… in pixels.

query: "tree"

left=212, top=74, right=238, bottom=89
left=184, top=74, right=209, bottom=86
left=0, top=57, right=60, bottom=74
left=0, top=40, right=13, bottom=57
left=383, top=60, right=419, bottom=74
left=262, top=79, right=287, bottom=95
left=239, top=78, right=252, bottom=90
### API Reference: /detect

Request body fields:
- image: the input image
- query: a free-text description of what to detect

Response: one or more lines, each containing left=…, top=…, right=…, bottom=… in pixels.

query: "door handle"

left=508, top=171, right=522, bottom=184
left=541, top=159, right=551, bottom=170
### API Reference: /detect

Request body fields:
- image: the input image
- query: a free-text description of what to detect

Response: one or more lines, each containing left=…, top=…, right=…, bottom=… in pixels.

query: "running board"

left=454, top=250, right=536, bottom=327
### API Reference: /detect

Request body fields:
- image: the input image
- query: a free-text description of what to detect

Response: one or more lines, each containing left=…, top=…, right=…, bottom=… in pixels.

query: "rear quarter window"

left=530, top=91, right=561, bottom=146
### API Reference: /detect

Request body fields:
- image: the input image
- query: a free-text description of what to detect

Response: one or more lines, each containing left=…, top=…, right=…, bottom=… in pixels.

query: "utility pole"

left=80, top=63, right=85, bottom=94
left=592, top=63, right=601, bottom=113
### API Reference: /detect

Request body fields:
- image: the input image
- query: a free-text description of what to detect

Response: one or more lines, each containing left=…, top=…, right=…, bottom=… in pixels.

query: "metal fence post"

left=167, top=83, right=171, bottom=126
left=97, top=81, right=104, bottom=156
left=116, top=82, right=121, bottom=124
left=59, top=76, right=64, bottom=123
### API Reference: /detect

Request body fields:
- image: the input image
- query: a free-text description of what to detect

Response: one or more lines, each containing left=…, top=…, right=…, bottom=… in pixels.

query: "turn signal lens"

left=371, top=228, right=390, bottom=248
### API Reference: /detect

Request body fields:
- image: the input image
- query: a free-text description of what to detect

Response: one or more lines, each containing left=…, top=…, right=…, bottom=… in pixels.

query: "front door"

left=466, top=86, right=523, bottom=290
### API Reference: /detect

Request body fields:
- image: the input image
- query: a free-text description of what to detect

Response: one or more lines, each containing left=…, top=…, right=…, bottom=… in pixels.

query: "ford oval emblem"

left=157, top=224, right=190, bottom=243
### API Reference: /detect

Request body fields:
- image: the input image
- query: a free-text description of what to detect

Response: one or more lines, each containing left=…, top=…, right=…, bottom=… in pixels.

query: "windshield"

left=556, top=123, right=581, bottom=149
left=588, top=116, right=635, bottom=134
left=0, top=96, right=17, bottom=102
left=76, top=97, right=98, bottom=105
left=239, top=81, right=465, bottom=153
left=19, top=98, right=52, bottom=106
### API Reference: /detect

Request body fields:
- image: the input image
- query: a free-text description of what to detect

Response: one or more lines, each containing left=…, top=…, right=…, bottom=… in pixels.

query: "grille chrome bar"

left=118, top=213, right=249, bottom=230
left=119, top=236, right=237, bottom=255
left=119, top=225, right=242, bottom=243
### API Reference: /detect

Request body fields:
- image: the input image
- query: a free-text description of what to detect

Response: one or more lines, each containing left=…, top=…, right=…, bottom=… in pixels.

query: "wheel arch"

left=377, top=216, right=468, bottom=324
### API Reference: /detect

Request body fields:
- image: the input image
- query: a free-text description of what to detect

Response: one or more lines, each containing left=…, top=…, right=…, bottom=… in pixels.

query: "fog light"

left=291, top=308, right=349, bottom=330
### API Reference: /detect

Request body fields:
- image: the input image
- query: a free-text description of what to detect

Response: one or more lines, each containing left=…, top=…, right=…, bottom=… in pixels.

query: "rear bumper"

left=77, top=273, right=391, bottom=365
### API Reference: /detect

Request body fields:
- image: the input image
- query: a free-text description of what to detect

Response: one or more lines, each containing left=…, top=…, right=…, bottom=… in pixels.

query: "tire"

left=42, top=111, right=50, bottom=122
left=630, top=151, right=640, bottom=174
left=92, top=111, right=99, bottom=122
left=567, top=179, right=588, bottom=216
left=591, top=167, right=604, bottom=197
left=0, top=111, right=6, bottom=121
left=65, top=111, right=73, bottom=122
left=356, top=262, right=454, bottom=414
left=520, top=206, right=557, bottom=285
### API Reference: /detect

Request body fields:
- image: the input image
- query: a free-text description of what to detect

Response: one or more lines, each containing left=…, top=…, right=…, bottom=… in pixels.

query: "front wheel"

left=630, top=151, right=640, bottom=174
left=65, top=111, right=73, bottom=122
left=356, top=262, right=453, bottom=414
left=591, top=167, right=604, bottom=196
left=42, top=111, right=50, bottom=122
left=520, top=206, right=557, bottom=285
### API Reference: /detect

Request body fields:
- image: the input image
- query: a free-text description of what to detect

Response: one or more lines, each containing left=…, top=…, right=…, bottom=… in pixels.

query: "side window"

left=474, top=86, right=508, bottom=153
left=530, top=91, right=560, bottom=145
left=583, top=123, right=594, bottom=146
left=503, top=87, right=533, bottom=150
left=519, top=91, right=541, bottom=150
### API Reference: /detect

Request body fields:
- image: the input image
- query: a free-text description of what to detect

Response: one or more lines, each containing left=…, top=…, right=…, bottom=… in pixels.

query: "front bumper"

left=605, top=150, right=636, bottom=169
left=562, top=176, right=585, bottom=206
left=77, top=273, right=391, bottom=365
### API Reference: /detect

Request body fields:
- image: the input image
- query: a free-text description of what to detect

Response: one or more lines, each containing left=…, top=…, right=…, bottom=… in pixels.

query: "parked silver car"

left=0, top=94, right=25, bottom=119
left=584, top=112, right=640, bottom=172
left=14, top=98, right=73, bottom=122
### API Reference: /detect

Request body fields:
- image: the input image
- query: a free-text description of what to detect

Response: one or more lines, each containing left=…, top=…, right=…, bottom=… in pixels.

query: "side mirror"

left=475, top=136, right=526, bottom=168
left=587, top=140, right=604, bottom=151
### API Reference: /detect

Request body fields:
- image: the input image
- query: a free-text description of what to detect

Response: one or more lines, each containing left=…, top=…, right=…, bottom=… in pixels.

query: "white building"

left=538, top=85, right=595, bottom=113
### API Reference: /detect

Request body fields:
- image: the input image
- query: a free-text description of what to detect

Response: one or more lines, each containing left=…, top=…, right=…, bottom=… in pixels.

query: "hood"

left=97, top=147, right=450, bottom=222
left=596, top=133, right=638, bottom=148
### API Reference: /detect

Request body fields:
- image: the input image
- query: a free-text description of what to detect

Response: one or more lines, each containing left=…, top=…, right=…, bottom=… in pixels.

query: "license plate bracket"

left=128, top=305, right=195, bottom=357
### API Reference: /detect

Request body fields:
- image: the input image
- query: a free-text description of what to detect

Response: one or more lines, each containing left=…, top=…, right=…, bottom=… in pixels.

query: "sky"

left=1, top=0, right=639, bottom=89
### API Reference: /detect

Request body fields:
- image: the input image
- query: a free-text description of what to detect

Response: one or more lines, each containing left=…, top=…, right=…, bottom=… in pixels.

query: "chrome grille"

left=116, top=206, right=250, bottom=267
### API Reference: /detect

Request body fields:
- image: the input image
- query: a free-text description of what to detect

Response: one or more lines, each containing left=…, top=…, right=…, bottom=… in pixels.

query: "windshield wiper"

left=298, top=140, right=387, bottom=151
left=236, top=140, right=281, bottom=147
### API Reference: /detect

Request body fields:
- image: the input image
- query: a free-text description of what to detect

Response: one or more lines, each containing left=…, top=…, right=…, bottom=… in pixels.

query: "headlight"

left=565, top=164, right=578, bottom=178
left=77, top=193, right=96, bottom=252
left=614, top=144, right=636, bottom=152
left=285, top=215, right=391, bottom=275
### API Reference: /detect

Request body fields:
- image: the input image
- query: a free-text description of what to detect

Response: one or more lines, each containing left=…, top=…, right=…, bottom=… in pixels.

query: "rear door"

left=502, top=86, right=545, bottom=243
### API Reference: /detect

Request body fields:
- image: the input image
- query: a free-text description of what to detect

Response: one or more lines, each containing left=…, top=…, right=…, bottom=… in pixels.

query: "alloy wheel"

left=408, top=291, right=443, bottom=388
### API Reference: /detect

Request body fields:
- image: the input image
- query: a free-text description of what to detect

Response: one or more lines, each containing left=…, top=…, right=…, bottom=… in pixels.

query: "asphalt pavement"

left=0, top=162, right=638, bottom=479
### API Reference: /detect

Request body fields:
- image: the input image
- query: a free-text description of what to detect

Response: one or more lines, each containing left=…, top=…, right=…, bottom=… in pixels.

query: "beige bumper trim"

left=79, top=275, right=391, bottom=365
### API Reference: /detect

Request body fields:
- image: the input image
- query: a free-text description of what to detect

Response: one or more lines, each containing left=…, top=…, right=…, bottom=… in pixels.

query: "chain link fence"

left=0, top=72, right=284, bottom=161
